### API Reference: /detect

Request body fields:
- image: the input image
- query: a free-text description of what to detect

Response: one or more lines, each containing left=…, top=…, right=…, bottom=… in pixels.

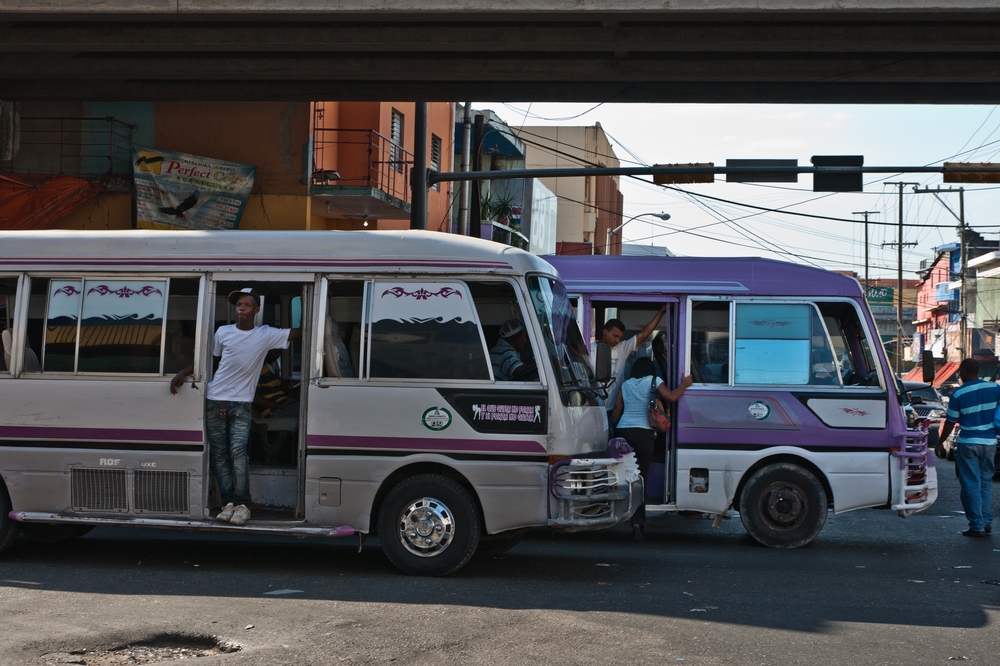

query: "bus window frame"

left=685, top=295, right=885, bottom=391
left=24, top=273, right=206, bottom=380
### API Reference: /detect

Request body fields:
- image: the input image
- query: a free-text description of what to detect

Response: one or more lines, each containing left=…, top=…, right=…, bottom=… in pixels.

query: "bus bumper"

left=890, top=428, right=938, bottom=517
left=546, top=448, right=643, bottom=532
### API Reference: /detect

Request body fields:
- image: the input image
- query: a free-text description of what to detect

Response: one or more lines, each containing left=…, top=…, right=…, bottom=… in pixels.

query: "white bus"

left=0, top=230, right=639, bottom=576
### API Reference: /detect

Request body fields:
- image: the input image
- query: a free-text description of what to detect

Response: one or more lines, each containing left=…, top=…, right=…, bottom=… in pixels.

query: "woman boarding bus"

left=547, top=254, right=937, bottom=548
left=0, top=230, right=639, bottom=576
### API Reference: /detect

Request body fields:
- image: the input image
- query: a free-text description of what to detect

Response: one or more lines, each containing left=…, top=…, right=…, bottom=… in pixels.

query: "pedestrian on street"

left=170, top=287, right=300, bottom=526
left=938, top=358, right=999, bottom=538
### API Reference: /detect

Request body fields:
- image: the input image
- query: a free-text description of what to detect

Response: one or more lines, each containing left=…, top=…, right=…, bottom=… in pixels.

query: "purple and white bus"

left=547, top=254, right=937, bottom=547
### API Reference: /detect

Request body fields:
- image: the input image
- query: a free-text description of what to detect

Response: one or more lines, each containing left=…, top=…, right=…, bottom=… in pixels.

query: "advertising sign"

left=132, top=147, right=255, bottom=230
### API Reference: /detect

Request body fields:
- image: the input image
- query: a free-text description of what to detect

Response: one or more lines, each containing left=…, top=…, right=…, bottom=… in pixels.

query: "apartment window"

left=430, top=134, right=442, bottom=191
left=390, top=109, right=404, bottom=173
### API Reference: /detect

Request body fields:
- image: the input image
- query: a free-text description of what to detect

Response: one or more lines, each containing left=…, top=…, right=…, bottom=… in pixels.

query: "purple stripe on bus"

left=0, top=425, right=203, bottom=443
left=307, top=434, right=547, bottom=454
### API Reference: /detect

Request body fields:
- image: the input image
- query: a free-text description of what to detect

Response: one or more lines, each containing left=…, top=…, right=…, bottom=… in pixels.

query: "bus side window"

left=691, top=301, right=730, bottom=383
left=369, top=280, right=490, bottom=381
left=26, top=276, right=195, bottom=376
left=467, top=280, right=539, bottom=383
left=733, top=303, right=838, bottom=386
left=163, top=279, right=200, bottom=375
left=0, top=277, right=19, bottom=374
left=818, top=301, right=879, bottom=386
left=323, top=281, right=364, bottom=379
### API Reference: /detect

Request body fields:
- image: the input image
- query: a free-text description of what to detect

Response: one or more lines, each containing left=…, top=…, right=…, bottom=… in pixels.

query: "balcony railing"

left=312, top=128, right=412, bottom=205
left=1, top=117, right=136, bottom=177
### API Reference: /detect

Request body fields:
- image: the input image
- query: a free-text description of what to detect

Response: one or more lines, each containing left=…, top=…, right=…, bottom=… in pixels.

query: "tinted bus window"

left=691, top=301, right=730, bottom=383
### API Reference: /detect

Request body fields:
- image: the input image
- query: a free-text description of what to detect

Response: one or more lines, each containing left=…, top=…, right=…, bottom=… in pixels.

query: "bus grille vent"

left=134, top=470, right=190, bottom=513
left=71, top=468, right=128, bottom=512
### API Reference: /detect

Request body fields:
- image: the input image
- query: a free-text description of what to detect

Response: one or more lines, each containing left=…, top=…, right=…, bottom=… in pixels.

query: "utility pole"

left=853, top=210, right=879, bottom=289
left=410, top=102, right=428, bottom=230
left=884, top=182, right=919, bottom=375
left=457, top=102, right=472, bottom=236
left=915, top=186, right=967, bottom=357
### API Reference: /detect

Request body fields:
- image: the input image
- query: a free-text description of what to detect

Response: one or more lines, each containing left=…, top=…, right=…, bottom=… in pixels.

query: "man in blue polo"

left=938, top=358, right=1000, bottom=538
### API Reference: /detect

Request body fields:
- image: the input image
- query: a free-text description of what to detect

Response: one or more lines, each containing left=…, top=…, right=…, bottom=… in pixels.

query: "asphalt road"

left=2, top=459, right=998, bottom=666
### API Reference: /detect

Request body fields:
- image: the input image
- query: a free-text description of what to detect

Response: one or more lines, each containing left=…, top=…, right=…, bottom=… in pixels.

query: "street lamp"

left=605, top=211, right=671, bottom=255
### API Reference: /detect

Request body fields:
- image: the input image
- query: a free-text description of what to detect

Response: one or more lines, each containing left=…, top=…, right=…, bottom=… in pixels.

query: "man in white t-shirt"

left=590, top=305, right=666, bottom=419
left=170, top=287, right=300, bottom=526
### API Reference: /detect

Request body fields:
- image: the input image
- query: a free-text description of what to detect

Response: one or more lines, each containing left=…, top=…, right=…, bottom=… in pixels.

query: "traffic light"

left=943, top=162, right=1000, bottom=184
left=812, top=155, right=864, bottom=192
left=652, top=163, right=715, bottom=185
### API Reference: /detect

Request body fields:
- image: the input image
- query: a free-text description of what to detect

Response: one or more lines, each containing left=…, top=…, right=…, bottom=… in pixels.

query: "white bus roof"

left=0, top=230, right=556, bottom=276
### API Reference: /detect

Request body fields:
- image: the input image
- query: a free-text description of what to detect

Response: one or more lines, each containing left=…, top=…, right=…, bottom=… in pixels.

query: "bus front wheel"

left=739, top=463, right=827, bottom=548
left=377, top=474, right=481, bottom=576
left=0, top=483, right=20, bottom=554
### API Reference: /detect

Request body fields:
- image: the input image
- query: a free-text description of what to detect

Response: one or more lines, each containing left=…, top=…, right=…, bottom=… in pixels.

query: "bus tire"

left=0, top=482, right=19, bottom=555
left=20, top=524, right=94, bottom=543
left=378, top=474, right=481, bottom=576
left=739, top=463, right=827, bottom=549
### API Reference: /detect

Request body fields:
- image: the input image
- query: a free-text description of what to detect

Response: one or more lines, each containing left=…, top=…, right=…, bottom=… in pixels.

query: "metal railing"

left=0, top=117, right=136, bottom=176
left=312, top=128, right=412, bottom=204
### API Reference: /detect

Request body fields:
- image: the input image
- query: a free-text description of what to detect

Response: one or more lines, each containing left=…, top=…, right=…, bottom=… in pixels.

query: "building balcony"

left=310, top=128, right=412, bottom=221
left=1, top=116, right=135, bottom=182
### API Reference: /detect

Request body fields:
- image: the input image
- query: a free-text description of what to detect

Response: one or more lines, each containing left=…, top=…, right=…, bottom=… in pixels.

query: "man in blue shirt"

left=939, top=358, right=1000, bottom=537
left=489, top=319, right=537, bottom=381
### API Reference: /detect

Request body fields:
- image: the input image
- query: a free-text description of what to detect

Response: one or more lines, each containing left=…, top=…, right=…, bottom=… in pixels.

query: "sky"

left=476, top=102, right=1000, bottom=280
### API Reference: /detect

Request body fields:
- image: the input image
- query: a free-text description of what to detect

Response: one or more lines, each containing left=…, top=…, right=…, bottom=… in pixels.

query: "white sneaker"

left=230, top=504, right=251, bottom=526
left=216, top=503, right=236, bottom=522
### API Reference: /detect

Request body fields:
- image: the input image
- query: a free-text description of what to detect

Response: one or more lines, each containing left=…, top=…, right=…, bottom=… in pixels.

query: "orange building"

left=1, top=101, right=454, bottom=232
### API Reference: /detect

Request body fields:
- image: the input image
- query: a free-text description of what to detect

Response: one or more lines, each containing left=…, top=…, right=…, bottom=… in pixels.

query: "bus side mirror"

left=594, top=343, right=612, bottom=383
left=922, top=350, right=935, bottom=384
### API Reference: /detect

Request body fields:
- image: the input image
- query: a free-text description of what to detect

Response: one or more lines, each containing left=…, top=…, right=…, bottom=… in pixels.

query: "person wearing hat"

left=170, top=287, right=301, bottom=526
left=489, top=319, right=537, bottom=381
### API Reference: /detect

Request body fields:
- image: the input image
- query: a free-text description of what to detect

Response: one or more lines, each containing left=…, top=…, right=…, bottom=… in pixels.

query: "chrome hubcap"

left=398, top=497, right=454, bottom=557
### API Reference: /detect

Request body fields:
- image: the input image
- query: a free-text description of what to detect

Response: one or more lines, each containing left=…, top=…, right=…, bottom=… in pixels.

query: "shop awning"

left=932, top=362, right=960, bottom=387
left=0, top=173, right=104, bottom=230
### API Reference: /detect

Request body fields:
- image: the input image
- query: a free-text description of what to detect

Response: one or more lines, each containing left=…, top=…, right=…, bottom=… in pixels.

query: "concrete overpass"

left=2, top=1, right=1000, bottom=103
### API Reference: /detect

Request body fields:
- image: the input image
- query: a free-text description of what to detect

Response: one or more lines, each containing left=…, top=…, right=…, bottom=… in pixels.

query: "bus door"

left=209, top=276, right=314, bottom=519
left=588, top=297, right=680, bottom=506
left=6, top=274, right=206, bottom=520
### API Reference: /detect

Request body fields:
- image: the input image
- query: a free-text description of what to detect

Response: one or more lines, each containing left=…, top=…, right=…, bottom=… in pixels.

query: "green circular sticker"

left=748, top=400, right=771, bottom=421
left=422, top=406, right=453, bottom=431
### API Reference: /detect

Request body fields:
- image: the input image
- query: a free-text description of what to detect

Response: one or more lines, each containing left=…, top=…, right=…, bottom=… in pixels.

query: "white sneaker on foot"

left=230, top=504, right=251, bottom=526
left=216, top=503, right=236, bottom=522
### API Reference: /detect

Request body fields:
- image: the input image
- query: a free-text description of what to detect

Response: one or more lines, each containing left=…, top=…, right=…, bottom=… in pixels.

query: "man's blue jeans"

left=955, top=443, right=995, bottom=531
left=206, top=399, right=252, bottom=508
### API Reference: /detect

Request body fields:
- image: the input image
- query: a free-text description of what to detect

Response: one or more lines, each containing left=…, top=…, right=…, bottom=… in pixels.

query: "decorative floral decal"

left=53, top=285, right=81, bottom=297
left=381, top=286, right=463, bottom=300
left=86, top=285, right=163, bottom=298
left=750, top=319, right=792, bottom=328
left=840, top=407, right=870, bottom=417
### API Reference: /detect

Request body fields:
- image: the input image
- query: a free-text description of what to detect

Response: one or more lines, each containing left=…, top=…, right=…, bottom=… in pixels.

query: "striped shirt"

left=489, top=337, right=523, bottom=381
left=945, top=378, right=1000, bottom=446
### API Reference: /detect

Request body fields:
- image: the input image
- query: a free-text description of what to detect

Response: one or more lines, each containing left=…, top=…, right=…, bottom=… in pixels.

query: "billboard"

left=132, top=147, right=255, bottom=230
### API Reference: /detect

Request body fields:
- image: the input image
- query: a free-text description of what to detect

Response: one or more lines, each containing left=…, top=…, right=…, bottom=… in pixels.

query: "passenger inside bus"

left=489, top=319, right=538, bottom=381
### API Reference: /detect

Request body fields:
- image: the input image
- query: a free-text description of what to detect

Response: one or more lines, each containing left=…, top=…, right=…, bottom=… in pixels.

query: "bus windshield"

left=527, top=275, right=596, bottom=395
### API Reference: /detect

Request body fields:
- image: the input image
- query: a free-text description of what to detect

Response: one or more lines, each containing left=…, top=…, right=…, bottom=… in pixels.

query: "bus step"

left=10, top=511, right=355, bottom=538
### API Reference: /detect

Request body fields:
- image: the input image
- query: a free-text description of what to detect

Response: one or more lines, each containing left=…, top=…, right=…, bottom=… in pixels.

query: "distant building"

left=518, top=123, right=623, bottom=255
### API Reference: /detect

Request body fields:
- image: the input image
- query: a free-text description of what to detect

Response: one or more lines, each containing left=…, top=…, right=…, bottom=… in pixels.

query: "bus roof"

left=0, top=230, right=555, bottom=276
left=545, top=255, right=863, bottom=298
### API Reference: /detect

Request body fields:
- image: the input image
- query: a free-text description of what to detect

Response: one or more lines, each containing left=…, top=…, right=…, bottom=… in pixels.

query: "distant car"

left=902, top=381, right=945, bottom=453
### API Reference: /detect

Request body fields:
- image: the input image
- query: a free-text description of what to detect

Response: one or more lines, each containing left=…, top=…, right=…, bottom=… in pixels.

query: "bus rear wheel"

left=0, top=483, right=20, bottom=554
left=739, top=463, right=827, bottom=548
left=378, top=474, right=480, bottom=576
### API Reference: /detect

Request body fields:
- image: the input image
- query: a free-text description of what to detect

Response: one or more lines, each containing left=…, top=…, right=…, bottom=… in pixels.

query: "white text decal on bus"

left=472, top=404, right=542, bottom=423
